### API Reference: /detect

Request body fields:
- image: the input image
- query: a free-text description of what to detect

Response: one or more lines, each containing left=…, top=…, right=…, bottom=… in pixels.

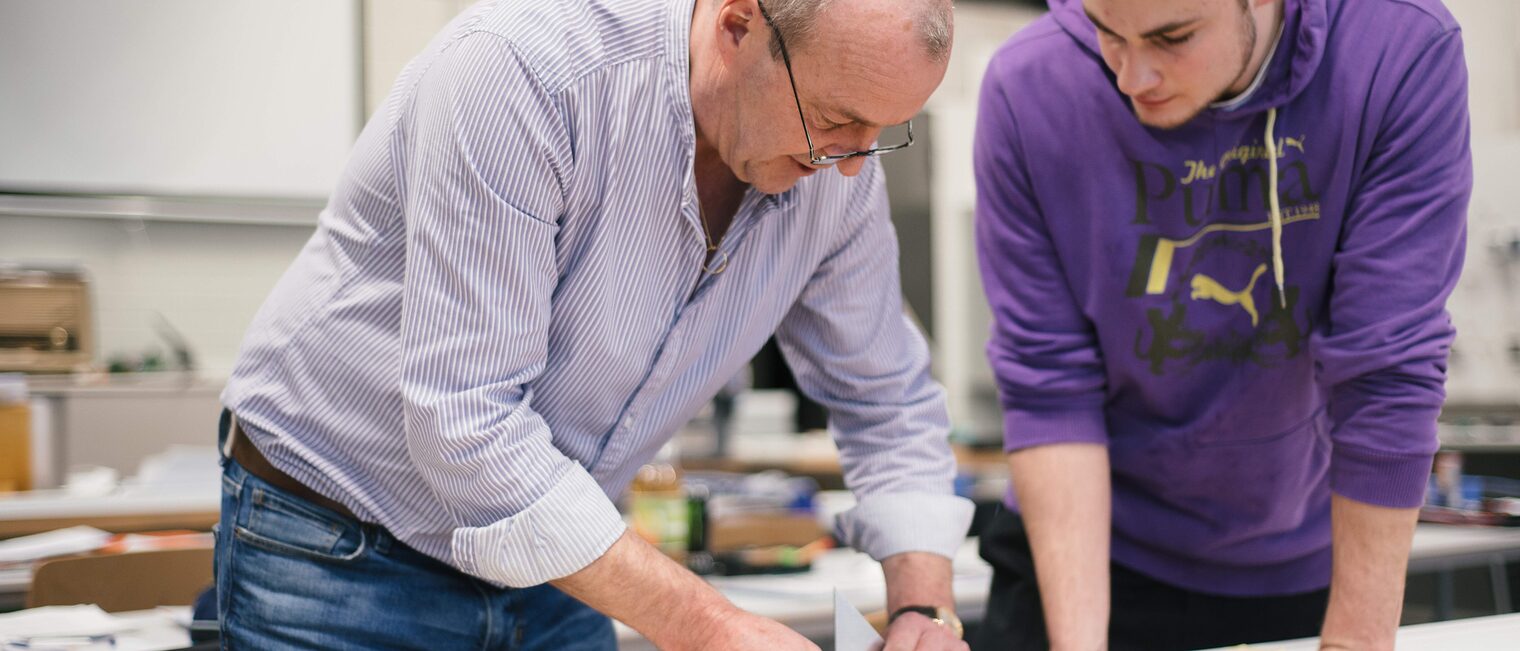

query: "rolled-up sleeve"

left=974, top=59, right=1110, bottom=453
left=1313, top=29, right=1471, bottom=509
left=399, top=33, right=625, bottom=587
left=775, top=161, right=974, bottom=562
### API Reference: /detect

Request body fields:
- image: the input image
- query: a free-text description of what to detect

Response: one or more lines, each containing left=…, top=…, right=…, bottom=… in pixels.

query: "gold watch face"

left=934, top=606, right=965, bottom=639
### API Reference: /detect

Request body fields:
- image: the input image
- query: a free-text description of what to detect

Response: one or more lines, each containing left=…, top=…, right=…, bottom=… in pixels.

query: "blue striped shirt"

left=223, top=0, right=972, bottom=588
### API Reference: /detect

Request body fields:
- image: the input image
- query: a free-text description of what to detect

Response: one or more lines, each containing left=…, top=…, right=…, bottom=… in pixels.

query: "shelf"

left=0, top=192, right=322, bottom=227
left=1439, top=423, right=1520, bottom=452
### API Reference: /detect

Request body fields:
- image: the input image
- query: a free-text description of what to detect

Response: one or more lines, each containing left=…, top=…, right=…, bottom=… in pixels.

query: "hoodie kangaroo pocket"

left=1189, top=406, right=1326, bottom=448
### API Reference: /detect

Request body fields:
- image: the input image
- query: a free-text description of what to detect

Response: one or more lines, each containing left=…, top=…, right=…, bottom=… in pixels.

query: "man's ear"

left=715, top=0, right=760, bottom=63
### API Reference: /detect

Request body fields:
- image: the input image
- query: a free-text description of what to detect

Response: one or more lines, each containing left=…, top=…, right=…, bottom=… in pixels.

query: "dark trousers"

left=972, top=509, right=1329, bottom=651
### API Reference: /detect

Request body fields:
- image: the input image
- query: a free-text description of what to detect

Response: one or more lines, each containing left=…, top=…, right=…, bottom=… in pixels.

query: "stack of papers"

left=0, top=604, right=135, bottom=645
left=0, top=605, right=193, bottom=650
left=0, top=526, right=115, bottom=598
left=0, top=527, right=113, bottom=565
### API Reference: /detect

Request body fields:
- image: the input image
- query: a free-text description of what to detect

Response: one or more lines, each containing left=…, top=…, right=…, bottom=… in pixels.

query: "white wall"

left=0, top=0, right=466, bottom=376
left=0, top=0, right=361, bottom=198
left=1443, top=0, right=1520, bottom=406
left=926, top=2, right=1046, bottom=438
left=364, top=0, right=474, bottom=113
left=1447, top=0, right=1520, bottom=135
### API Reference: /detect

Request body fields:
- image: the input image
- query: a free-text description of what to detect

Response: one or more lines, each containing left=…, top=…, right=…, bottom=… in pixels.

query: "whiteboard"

left=0, top=0, right=361, bottom=200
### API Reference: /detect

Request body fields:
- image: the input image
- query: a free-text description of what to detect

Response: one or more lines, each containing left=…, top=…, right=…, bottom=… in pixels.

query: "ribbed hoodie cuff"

left=1002, top=406, right=1108, bottom=452
left=1330, top=445, right=1435, bottom=508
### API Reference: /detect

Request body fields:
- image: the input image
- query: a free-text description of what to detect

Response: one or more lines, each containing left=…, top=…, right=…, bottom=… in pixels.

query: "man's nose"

left=1115, top=53, right=1162, bottom=97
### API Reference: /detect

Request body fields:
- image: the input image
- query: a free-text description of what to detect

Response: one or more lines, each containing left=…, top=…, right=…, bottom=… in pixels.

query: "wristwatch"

left=888, top=605, right=964, bottom=639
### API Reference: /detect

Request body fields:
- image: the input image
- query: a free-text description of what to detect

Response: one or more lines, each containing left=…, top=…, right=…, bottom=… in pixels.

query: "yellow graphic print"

left=1191, top=264, right=1269, bottom=326
left=1125, top=130, right=1320, bottom=375
left=1139, top=204, right=1321, bottom=296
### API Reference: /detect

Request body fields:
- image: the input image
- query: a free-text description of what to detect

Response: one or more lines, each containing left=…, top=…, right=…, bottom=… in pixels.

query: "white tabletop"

left=1204, top=611, right=1520, bottom=650
left=1409, top=523, right=1520, bottom=561
left=5, top=605, right=1515, bottom=651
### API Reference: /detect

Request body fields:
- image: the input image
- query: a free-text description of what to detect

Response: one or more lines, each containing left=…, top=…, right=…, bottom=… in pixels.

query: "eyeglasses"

left=755, top=0, right=915, bottom=167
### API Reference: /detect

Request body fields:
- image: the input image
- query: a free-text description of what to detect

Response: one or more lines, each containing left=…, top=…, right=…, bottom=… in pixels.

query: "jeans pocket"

left=235, top=484, right=366, bottom=563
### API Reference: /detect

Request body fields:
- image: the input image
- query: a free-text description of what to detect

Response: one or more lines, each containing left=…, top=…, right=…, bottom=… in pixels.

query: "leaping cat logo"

left=1190, top=263, right=1268, bottom=326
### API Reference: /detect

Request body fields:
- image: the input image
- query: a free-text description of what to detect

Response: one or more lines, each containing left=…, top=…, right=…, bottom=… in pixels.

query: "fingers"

left=882, top=614, right=969, bottom=651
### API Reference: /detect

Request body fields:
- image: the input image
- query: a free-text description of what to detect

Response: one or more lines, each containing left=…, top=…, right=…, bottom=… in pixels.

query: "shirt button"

left=623, top=415, right=634, bottom=429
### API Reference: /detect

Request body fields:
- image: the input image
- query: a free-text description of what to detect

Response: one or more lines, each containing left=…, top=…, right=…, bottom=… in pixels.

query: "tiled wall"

left=0, top=215, right=314, bottom=374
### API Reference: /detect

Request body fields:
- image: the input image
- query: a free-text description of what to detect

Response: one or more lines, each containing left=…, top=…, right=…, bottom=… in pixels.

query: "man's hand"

left=883, top=611, right=969, bottom=651
left=686, top=606, right=821, bottom=651
left=880, top=552, right=968, bottom=650
left=553, top=529, right=816, bottom=651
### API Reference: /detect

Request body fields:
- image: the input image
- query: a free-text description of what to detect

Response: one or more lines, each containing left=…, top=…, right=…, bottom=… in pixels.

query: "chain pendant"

left=704, top=248, right=729, bottom=275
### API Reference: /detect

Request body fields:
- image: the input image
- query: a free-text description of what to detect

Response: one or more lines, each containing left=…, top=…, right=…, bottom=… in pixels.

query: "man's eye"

left=1158, top=32, right=1194, bottom=46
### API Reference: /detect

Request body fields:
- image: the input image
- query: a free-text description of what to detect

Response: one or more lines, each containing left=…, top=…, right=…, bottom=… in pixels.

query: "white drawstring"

left=1265, top=107, right=1286, bottom=309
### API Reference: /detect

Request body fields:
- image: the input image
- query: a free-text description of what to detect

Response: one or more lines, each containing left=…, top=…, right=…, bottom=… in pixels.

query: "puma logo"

left=1190, top=264, right=1268, bottom=326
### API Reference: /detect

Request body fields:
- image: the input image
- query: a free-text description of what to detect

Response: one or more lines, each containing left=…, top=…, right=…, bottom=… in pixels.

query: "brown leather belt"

left=230, top=420, right=360, bottom=522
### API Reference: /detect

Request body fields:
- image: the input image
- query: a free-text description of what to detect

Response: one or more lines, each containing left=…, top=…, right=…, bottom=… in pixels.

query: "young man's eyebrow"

left=1085, top=9, right=1201, bottom=39
left=1085, top=9, right=1118, bottom=35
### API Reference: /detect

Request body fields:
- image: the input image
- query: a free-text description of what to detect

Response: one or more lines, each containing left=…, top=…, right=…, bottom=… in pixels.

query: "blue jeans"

left=214, top=446, right=615, bottom=649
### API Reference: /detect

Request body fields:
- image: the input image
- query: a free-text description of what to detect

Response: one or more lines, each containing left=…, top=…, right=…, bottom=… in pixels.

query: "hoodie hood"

left=1048, top=0, right=1329, bottom=117
left=1046, top=0, right=1331, bottom=307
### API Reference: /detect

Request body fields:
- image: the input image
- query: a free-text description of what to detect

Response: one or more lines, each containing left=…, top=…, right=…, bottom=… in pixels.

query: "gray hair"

left=760, top=0, right=953, bottom=63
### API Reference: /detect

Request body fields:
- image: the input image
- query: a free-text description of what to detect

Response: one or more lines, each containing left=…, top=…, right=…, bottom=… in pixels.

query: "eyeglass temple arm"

left=758, top=1, right=821, bottom=162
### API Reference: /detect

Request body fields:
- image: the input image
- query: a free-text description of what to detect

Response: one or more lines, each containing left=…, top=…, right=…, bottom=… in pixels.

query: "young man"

left=215, top=0, right=972, bottom=649
left=973, top=0, right=1470, bottom=649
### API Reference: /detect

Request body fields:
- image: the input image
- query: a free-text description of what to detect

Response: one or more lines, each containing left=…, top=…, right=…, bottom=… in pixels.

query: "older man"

left=215, top=0, right=972, bottom=649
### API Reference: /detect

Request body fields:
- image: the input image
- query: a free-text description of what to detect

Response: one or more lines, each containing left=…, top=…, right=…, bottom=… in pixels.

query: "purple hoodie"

left=974, top=0, right=1470, bottom=596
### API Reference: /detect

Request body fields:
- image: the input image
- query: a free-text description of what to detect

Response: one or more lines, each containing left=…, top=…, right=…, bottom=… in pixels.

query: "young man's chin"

left=1132, top=98, right=1206, bottom=131
left=1136, top=105, right=1203, bottom=130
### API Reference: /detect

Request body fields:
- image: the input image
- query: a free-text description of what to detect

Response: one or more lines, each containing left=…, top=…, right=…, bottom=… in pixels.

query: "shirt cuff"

left=1330, top=443, right=1435, bottom=509
left=1002, top=406, right=1108, bottom=452
left=834, top=492, right=975, bottom=561
left=450, top=462, right=626, bottom=587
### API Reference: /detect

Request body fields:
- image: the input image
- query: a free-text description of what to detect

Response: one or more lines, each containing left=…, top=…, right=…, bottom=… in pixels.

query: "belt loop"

left=222, top=409, right=239, bottom=458
left=371, top=525, right=393, bottom=554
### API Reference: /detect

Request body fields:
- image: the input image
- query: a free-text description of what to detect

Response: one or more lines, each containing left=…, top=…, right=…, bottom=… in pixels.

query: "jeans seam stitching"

left=233, top=523, right=367, bottom=563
